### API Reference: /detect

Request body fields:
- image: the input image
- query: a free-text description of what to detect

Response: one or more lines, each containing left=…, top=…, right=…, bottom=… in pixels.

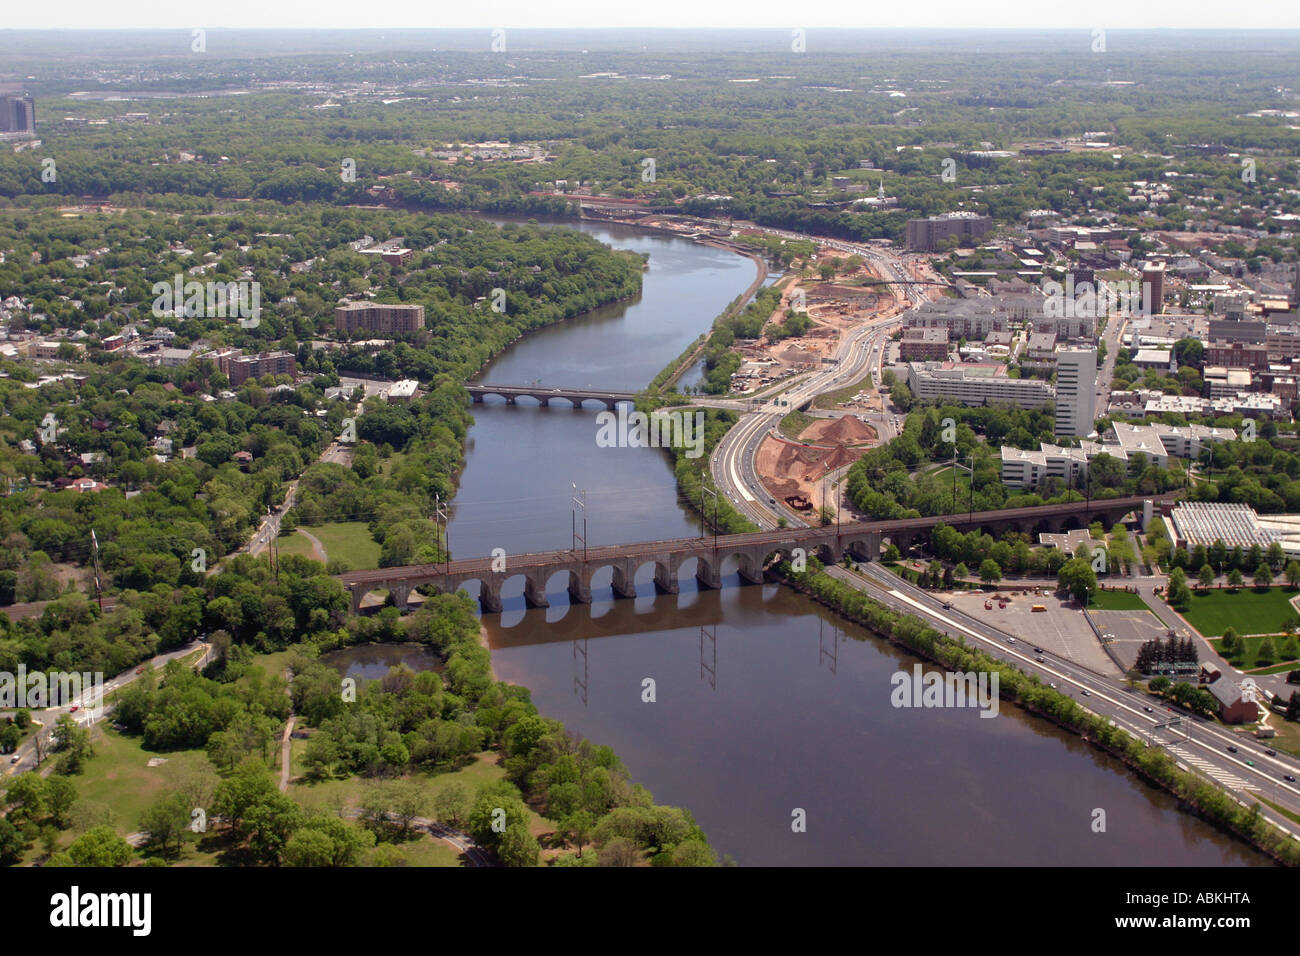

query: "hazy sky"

left=5, top=0, right=1298, bottom=30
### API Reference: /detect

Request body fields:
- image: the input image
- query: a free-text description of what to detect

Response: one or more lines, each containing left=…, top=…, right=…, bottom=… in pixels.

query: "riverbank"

left=774, top=560, right=1298, bottom=866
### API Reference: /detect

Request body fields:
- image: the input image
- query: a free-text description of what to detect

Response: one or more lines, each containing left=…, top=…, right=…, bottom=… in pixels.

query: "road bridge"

left=465, top=384, right=638, bottom=409
left=338, top=494, right=1172, bottom=614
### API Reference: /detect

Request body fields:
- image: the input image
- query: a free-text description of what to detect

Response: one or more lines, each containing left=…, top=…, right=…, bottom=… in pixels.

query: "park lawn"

left=928, top=466, right=972, bottom=495
left=1210, top=634, right=1300, bottom=671
left=390, top=833, right=463, bottom=866
left=67, top=725, right=222, bottom=863
left=1179, top=586, right=1300, bottom=637
left=279, top=521, right=381, bottom=570
left=275, top=531, right=319, bottom=562
left=288, top=750, right=508, bottom=817
left=1087, top=588, right=1150, bottom=612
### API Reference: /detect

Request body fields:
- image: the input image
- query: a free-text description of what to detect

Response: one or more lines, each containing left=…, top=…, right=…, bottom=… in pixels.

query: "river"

left=441, top=216, right=1268, bottom=866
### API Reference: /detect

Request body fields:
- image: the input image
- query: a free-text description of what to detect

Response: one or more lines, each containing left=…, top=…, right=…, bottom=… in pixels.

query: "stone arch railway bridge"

left=466, top=384, right=637, bottom=409
left=338, top=495, right=1172, bottom=614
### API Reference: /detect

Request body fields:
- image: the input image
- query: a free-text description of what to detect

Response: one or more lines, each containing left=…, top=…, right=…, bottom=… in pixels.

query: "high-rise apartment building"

left=334, top=302, right=425, bottom=336
left=0, top=95, right=36, bottom=133
left=1054, top=347, right=1096, bottom=438
left=904, top=213, right=992, bottom=252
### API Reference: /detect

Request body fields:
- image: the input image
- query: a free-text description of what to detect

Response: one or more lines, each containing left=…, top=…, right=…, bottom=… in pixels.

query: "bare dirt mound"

left=802, top=414, right=875, bottom=445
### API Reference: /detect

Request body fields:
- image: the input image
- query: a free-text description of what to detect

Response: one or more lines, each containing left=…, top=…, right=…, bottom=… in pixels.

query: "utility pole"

left=571, top=483, right=587, bottom=561
left=90, top=529, right=103, bottom=611
left=701, top=482, right=718, bottom=546
left=434, top=492, right=450, bottom=573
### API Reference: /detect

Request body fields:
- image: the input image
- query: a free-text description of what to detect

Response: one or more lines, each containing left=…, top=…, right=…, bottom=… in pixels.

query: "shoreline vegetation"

left=775, top=559, right=1299, bottom=867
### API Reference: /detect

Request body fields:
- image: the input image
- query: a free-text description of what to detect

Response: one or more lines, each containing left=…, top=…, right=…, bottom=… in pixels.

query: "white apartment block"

left=1053, top=347, right=1096, bottom=439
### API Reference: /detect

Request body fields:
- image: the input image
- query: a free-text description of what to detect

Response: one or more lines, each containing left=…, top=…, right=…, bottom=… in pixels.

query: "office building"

left=1141, top=264, right=1165, bottom=315
left=906, top=361, right=1052, bottom=410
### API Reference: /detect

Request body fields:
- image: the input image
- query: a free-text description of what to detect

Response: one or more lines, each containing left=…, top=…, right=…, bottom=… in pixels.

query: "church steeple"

left=878, top=178, right=885, bottom=200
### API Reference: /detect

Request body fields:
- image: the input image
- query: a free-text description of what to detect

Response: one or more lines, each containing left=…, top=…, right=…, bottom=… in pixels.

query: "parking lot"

left=944, top=587, right=1122, bottom=676
left=1090, top=608, right=1170, bottom=672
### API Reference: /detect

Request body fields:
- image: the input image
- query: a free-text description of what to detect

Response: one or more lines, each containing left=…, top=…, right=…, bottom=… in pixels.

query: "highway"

left=708, top=235, right=927, bottom=529
left=836, top=560, right=1300, bottom=841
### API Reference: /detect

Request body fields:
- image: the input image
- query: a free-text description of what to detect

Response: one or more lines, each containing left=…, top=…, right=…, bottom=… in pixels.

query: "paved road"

left=708, top=236, right=932, bottom=529
left=4, top=640, right=210, bottom=778
left=838, top=561, right=1300, bottom=839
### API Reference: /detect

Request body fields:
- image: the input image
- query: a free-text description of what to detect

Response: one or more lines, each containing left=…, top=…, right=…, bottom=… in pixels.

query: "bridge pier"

left=696, top=561, right=723, bottom=590
left=390, top=583, right=410, bottom=609
left=523, top=576, right=550, bottom=609
left=737, top=552, right=765, bottom=585
left=350, top=587, right=364, bottom=615
left=848, top=532, right=881, bottom=563
left=568, top=578, right=593, bottom=605
left=611, top=565, right=637, bottom=600
left=653, top=564, right=679, bottom=595
left=479, top=580, right=503, bottom=614
left=537, top=397, right=549, bottom=407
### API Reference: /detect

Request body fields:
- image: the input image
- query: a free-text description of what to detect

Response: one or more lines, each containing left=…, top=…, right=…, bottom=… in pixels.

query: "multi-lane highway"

left=708, top=236, right=929, bottom=529
left=837, top=560, right=1300, bottom=839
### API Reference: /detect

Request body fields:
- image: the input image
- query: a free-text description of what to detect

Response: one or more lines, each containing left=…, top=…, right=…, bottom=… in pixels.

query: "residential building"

left=228, top=350, right=296, bottom=386
left=0, top=95, right=35, bottom=133
left=905, top=213, right=992, bottom=251
left=899, top=328, right=949, bottom=361
left=1054, top=347, right=1096, bottom=439
left=335, top=302, right=425, bottom=335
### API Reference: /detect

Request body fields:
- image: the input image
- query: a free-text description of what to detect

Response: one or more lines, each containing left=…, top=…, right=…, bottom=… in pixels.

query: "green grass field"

left=927, top=466, right=972, bottom=496
left=1180, top=587, right=1300, bottom=637
left=777, top=409, right=817, bottom=440
left=1209, top=633, right=1300, bottom=671
left=1087, top=589, right=1150, bottom=612
left=62, top=726, right=224, bottom=865
left=277, top=521, right=381, bottom=570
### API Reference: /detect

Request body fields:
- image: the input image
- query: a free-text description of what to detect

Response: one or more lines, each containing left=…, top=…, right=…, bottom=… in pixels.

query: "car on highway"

left=1006, top=637, right=1015, bottom=644
left=1081, top=689, right=1090, bottom=696
left=1143, top=706, right=1153, bottom=713
left=942, top=601, right=953, bottom=609
left=1265, top=749, right=1277, bottom=756
left=1049, top=682, right=1057, bottom=689
left=1035, top=656, right=1044, bottom=663
left=1286, top=775, right=1296, bottom=783
left=1245, top=760, right=1255, bottom=767
left=1033, top=647, right=1043, bottom=654
left=1227, top=745, right=1239, bottom=753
